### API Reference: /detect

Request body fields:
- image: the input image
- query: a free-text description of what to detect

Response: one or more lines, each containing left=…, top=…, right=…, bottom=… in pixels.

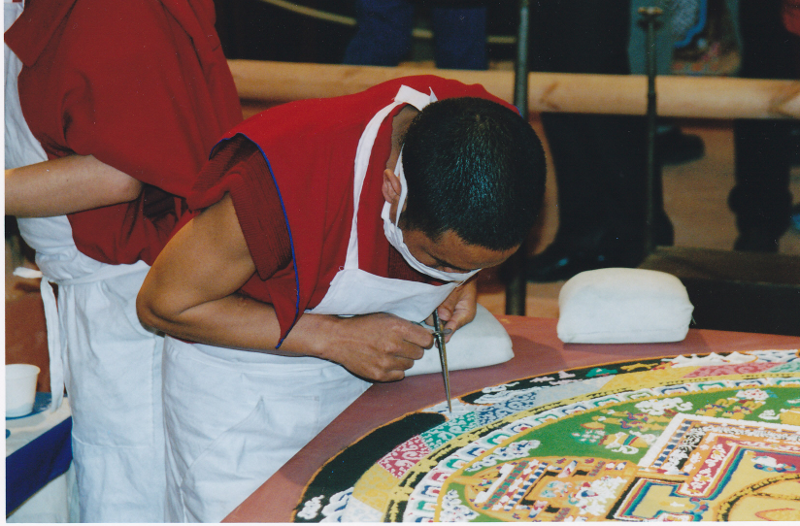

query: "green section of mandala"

left=522, top=388, right=790, bottom=460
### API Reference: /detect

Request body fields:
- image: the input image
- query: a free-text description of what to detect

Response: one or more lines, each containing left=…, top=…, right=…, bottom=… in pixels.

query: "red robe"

left=188, top=75, right=516, bottom=341
left=5, top=0, right=242, bottom=265
left=785, top=0, right=800, bottom=36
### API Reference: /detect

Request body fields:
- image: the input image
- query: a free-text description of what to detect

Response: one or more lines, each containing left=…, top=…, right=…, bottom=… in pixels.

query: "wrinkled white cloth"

left=163, top=338, right=370, bottom=522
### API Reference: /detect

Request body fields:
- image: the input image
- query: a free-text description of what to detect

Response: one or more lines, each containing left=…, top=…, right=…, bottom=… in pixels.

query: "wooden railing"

left=228, top=59, right=800, bottom=120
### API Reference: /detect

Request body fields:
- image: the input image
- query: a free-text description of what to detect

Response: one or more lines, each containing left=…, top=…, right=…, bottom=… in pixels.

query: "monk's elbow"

left=117, top=176, right=143, bottom=202
left=136, top=288, right=169, bottom=333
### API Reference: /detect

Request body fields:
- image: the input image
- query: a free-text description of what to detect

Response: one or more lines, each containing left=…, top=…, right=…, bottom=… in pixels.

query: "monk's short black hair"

left=401, top=97, right=547, bottom=251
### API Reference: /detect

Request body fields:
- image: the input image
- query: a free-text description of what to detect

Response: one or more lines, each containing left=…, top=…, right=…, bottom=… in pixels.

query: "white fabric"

left=55, top=262, right=167, bottom=522
left=4, top=9, right=167, bottom=520
left=15, top=232, right=167, bottom=523
left=557, top=268, right=694, bottom=344
left=163, top=338, right=370, bottom=523
left=405, top=304, right=514, bottom=376
left=6, top=470, right=75, bottom=523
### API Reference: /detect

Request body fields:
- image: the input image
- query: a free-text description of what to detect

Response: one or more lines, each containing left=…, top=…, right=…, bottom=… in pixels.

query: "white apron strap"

left=40, top=277, right=66, bottom=411
left=346, top=84, right=437, bottom=270
left=13, top=267, right=64, bottom=411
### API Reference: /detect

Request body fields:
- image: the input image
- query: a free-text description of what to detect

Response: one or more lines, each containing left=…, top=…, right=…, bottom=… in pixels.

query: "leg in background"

left=729, top=0, right=798, bottom=252
left=430, top=4, right=488, bottom=70
left=343, top=0, right=414, bottom=66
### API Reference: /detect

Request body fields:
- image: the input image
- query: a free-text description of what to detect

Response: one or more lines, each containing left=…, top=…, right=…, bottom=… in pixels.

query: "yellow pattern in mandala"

left=763, top=479, right=800, bottom=499
left=620, top=362, right=659, bottom=372
left=781, top=407, right=800, bottom=425
left=388, top=485, right=414, bottom=503
left=407, top=457, right=438, bottom=476
left=755, top=508, right=800, bottom=522
left=351, top=465, right=397, bottom=511
left=601, top=364, right=700, bottom=391
left=720, top=475, right=800, bottom=521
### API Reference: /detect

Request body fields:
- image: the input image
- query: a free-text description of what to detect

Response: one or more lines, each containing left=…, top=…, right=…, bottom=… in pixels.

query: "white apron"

left=163, top=85, right=459, bottom=523
left=5, top=12, right=167, bottom=520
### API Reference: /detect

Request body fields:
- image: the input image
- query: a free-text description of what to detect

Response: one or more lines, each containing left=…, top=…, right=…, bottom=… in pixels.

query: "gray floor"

left=477, top=117, right=800, bottom=318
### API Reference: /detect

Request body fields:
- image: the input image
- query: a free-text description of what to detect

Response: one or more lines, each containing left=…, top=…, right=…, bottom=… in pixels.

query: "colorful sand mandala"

left=293, top=349, right=800, bottom=522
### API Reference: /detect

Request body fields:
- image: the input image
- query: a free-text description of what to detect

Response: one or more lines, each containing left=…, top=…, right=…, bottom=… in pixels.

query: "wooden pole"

left=228, top=59, right=800, bottom=120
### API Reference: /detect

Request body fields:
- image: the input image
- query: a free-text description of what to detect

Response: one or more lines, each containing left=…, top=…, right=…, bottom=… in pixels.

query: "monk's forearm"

left=5, top=155, right=142, bottom=217
left=136, top=288, right=434, bottom=382
left=136, top=289, right=331, bottom=356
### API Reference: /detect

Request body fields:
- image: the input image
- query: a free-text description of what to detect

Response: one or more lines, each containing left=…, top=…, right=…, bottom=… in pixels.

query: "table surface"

left=224, top=315, right=800, bottom=523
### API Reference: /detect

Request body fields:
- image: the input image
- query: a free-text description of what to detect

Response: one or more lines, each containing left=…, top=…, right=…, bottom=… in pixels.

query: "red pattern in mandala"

left=377, top=435, right=432, bottom=478
left=683, top=362, right=777, bottom=378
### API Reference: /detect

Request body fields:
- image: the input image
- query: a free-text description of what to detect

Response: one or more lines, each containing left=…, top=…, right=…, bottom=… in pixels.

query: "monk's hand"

left=322, top=313, right=434, bottom=383
left=430, top=279, right=478, bottom=343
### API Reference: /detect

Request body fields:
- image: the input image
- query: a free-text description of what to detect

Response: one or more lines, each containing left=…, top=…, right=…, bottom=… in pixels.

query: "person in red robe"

left=4, top=0, right=242, bottom=521
left=136, top=75, right=548, bottom=522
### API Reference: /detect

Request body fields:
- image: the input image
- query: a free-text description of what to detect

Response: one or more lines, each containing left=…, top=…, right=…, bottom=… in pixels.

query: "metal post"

left=505, top=0, right=530, bottom=316
left=639, top=7, right=662, bottom=257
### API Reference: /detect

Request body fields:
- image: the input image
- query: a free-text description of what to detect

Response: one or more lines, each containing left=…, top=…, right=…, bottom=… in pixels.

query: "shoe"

left=733, top=227, right=780, bottom=253
left=526, top=240, right=644, bottom=283
left=656, top=126, right=705, bottom=165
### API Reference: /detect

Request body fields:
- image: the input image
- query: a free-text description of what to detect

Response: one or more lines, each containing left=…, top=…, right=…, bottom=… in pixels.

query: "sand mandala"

left=293, top=349, right=800, bottom=522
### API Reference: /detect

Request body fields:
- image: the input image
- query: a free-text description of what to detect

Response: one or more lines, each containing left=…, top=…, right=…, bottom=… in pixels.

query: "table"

left=224, top=316, right=800, bottom=522
left=6, top=393, right=74, bottom=521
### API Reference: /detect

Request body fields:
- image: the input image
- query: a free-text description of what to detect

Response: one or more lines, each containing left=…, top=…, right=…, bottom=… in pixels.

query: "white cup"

left=6, top=364, right=40, bottom=418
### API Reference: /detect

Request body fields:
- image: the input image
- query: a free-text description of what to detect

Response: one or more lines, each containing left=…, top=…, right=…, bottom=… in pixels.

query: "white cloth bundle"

left=557, top=268, right=694, bottom=344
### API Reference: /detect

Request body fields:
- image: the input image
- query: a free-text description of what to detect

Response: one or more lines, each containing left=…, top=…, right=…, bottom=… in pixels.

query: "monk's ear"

left=382, top=168, right=403, bottom=205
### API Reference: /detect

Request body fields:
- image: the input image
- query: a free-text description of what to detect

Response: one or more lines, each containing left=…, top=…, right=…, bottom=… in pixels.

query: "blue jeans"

left=343, top=0, right=487, bottom=70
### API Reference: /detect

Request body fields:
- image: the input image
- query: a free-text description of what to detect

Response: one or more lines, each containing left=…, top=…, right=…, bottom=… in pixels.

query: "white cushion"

left=557, top=268, right=694, bottom=344
left=406, top=304, right=514, bottom=376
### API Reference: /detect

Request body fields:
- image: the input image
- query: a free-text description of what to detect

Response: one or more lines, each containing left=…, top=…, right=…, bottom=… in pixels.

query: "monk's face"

left=401, top=228, right=519, bottom=274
